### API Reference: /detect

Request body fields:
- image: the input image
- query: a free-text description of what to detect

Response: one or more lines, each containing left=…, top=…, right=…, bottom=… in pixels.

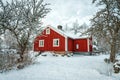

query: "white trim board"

left=65, top=37, right=68, bottom=51
left=87, top=38, right=90, bottom=52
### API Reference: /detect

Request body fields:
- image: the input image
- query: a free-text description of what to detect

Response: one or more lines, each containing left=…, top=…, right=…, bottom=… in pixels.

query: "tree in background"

left=70, top=20, right=80, bottom=34
left=88, top=0, right=120, bottom=62
left=0, top=37, right=2, bottom=50
left=64, top=24, right=69, bottom=31
left=79, top=23, right=89, bottom=33
left=70, top=20, right=89, bottom=35
left=0, top=0, right=50, bottom=61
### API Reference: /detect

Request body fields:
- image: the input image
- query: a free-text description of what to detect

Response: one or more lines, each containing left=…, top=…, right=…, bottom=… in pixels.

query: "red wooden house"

left=34, top=25, right=92, bottom=54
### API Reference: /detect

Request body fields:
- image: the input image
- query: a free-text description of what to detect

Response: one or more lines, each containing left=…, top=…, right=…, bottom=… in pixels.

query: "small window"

left=53, top=39, right=59, bottom=47
left=76, top=44, right=79, bottom=49
left=39, top=40, right=44, bottom=47
left=46, top=28, right=50, bottom=34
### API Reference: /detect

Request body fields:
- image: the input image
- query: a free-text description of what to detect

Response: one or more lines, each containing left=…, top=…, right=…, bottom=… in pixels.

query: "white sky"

left=5, top=0, right=99, bottom=28
left=42, top=0, right=99, bottom=27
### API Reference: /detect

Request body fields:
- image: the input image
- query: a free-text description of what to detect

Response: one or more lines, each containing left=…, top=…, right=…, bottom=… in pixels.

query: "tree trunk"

left=110, top=41, right=116, bottom=63
left=18, top=46, right=27, bottom=62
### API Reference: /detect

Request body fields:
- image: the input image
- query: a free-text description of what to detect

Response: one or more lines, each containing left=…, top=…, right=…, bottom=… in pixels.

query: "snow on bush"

left=41, top=52, right=53, bottom=56
left=113, top=60, right=120, bottom=73
left=39, top=52, right=73, bottom=57
left=0, top=50, right=37, bottom=72
left=16, top=51, right=38, bottom=69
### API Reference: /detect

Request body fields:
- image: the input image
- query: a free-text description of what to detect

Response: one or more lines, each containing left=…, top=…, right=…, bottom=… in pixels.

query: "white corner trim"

left=87, top=38, right=90, bottom=52
left=65, top=37, right=68, bottom=51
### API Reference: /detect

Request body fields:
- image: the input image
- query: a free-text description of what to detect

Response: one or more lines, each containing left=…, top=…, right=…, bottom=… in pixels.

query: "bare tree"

left=79, top=23, right=89, bottom=33
left=64, top=24, right=69, bottom=31
left=0, top=0, right=50, bottom=61
left=70, top=20, right=80, bottom=34
left=88, top=0, right=120, bottom=62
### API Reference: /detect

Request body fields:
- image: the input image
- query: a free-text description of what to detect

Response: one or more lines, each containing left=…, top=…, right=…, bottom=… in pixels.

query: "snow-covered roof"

left=64, top=31, right=90, bottom=39
left=46, top=25, right=90, bottom=39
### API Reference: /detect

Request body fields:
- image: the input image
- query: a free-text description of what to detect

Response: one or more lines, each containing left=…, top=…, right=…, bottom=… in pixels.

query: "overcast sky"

left=42, top=0, right=99, bottom=27
left=5, top=0, right=99, bottom=28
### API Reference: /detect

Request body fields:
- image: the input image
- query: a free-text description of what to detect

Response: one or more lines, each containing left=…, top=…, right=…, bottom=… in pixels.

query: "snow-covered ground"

left=0, top=52, right=120, bottom=80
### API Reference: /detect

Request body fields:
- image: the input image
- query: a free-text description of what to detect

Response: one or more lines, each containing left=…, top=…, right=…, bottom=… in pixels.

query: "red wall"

left=68, top=38, right=74, bottom=51
left=34, top=27, right=65, bottom=52
left=74, top=39, right=88, bottom=52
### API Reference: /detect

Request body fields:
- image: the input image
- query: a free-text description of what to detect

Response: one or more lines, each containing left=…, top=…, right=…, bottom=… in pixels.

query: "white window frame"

left=39, top=40, right=44, bottom=47
left=46, top=28, right=50, bottom=34
left=53, top=39, right=59, bottom=47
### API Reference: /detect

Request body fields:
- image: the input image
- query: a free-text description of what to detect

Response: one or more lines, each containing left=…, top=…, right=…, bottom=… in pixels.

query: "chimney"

left=57, top=25, right=62, bottom=30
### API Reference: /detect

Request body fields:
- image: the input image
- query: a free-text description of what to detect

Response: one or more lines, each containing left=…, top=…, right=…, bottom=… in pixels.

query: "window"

left=39, top=40, right=44, bottom=47
left=46, top=28, right=50, bottom=34
left=53, top=39, right=59, bottom=47
left=76, top=44, right=79, bottom=49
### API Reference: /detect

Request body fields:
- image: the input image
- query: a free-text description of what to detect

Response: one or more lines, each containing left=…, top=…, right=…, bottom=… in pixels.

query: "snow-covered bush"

left=66, top=53, right=73, bottom=57
left=113, top=61, right=120, bottom=73
left=17, top=51, right=36, bottom=69
left=61, top=53, right=73, bottom=57
left=52, top=54, right=59, bottom=57
left=38, top=52, right=74, bottom=57
left=40, top=52, right=53, bottom=57
left=0, top=49, right=36, bottom=71
left=104, top=58, right=110, bottom=63
left=104, top=58, right=120, bottom=74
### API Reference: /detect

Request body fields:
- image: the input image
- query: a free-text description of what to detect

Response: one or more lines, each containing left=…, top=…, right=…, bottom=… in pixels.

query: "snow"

left=114, top=61, right=120, bottom=68
left=0, top=52, right=120, bottom=80
left=0, top=49, right=17, bottom=54
left=65, top=31, right=90, bottom=39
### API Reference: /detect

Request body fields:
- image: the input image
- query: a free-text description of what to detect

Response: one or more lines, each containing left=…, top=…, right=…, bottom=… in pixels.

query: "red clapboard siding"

left=74, top=39, right=88, bottom=52
left=68, top=38, right=74, bottom=51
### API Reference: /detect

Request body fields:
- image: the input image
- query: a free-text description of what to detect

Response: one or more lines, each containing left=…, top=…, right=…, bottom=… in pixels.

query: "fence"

left=0, top=49, right=19, bottom=73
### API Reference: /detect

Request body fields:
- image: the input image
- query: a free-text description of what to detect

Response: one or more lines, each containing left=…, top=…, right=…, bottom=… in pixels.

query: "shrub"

left=113, top=61, right=120, bottom=73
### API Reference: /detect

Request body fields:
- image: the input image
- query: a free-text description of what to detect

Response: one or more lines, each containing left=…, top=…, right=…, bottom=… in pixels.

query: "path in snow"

left=0, top=53, right=120, bottom=80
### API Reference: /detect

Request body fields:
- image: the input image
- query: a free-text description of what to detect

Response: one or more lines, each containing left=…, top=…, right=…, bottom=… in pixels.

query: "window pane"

left=39, top=40, right=44, bottom=47
left=53, top=39, right=59, bottom=47
left=56, top=40, right=58, bottom=45
left=46, top=28, right=50, bottom=34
